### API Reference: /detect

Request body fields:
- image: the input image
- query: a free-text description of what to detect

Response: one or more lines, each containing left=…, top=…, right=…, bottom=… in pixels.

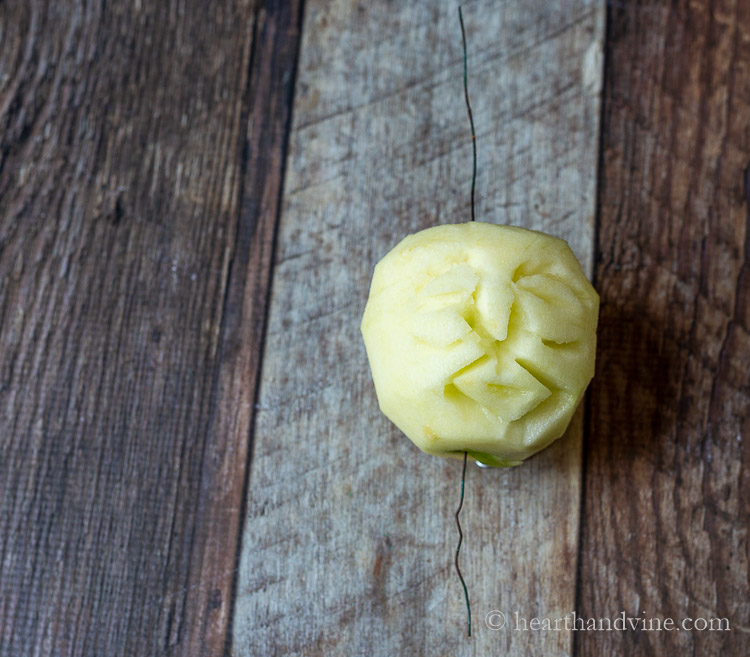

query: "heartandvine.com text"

left=484, top=610, right=730, bottom=632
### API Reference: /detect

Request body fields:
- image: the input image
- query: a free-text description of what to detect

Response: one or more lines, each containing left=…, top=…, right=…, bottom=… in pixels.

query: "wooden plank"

left=170, top=3, right=305, bottom=655
left=233, top=1, right=604, bottom=654
left=0, top=2, right=302, bottom=655
left=578, top=2, right=750, bottom=655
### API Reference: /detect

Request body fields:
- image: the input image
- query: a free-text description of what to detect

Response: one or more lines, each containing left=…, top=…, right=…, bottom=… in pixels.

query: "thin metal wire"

left=454, top=450, right=471, bottom=637
left=454, top=6, right=474, bottom=639
left=459, top=6, right=476, bottom=222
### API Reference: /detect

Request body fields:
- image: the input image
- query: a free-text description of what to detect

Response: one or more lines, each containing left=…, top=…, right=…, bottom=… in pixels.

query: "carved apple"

left=361, top=222, right=598, bottom=466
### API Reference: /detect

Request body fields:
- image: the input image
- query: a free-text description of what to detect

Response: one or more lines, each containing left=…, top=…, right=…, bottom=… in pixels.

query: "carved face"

left=361, top=222, right=599, bottom=465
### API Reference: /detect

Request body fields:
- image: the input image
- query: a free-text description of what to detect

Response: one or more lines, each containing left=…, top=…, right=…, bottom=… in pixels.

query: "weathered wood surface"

left=4, top=1, right=748, bottom=656
left=233, top=1, right=604, bottom=655
left=0, top=1, right=302, bottom=655
left=578, top=2, right=750, bottom=656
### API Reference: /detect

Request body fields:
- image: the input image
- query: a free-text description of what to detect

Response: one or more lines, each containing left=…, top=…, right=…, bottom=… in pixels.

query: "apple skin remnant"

left=361, top=222, right=599, bottom=466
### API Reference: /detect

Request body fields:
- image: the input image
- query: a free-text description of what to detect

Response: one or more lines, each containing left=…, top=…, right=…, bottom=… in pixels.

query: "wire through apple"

left=455, top=5, right=474, bottom=639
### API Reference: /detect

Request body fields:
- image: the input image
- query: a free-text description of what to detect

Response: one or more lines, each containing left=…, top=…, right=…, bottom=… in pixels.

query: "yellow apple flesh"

left=361, top=222, right=599, bottom=465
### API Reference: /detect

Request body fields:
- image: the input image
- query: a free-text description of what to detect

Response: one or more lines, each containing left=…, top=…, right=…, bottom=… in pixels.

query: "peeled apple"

left=361, top=222, right=599, bottom=466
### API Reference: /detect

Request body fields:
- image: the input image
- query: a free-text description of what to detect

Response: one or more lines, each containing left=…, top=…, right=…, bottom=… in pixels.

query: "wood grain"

left=233, top=1, right=604, bottom=655
left=578, top=1, right=750, bottom=655
left=0, top=1, right=302, bottom=655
